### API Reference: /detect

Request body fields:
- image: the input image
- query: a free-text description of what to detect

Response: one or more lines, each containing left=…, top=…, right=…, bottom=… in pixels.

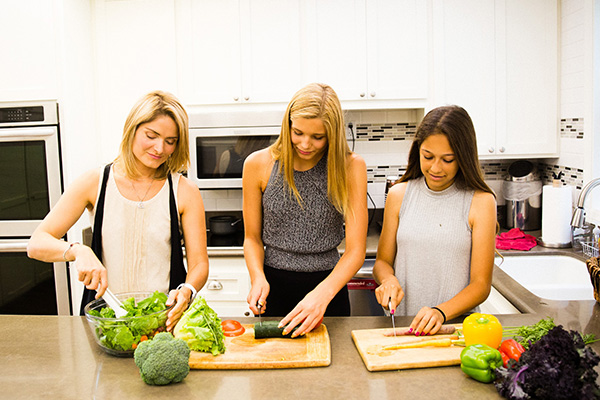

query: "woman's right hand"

left=70, top=244, right=109, bottom=298
left=247, top=276, right=270, bottom=315
left=375, top=275, right=404, bottom=312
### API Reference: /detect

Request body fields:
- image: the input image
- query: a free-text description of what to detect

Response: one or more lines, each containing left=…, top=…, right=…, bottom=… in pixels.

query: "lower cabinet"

left=200, top=256, right=253, bottom=318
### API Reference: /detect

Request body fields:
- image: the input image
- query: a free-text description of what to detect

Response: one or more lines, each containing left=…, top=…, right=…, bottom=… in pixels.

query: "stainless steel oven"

left=188, top=109, right=282, bottom=189
left=0, top=100, right=70, bottom=315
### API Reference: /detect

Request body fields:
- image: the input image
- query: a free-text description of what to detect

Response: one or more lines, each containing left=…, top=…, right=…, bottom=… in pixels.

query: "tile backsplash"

left=202, top=117, right=586, bottom=215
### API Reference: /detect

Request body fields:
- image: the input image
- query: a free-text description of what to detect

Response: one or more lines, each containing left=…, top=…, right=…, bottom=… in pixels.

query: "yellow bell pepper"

left=462, top=313, right=503, bottom=349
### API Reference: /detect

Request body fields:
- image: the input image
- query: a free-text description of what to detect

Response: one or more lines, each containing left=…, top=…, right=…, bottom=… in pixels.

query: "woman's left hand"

left=165, top=288, right=192, bottom=332
left=409, top=306, right=445, bottom=336
left=277, top=290, right=328, bottom=338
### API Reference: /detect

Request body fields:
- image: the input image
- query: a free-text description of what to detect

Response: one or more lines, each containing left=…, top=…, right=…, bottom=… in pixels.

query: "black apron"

left=79, top=164, right=186, bottom=315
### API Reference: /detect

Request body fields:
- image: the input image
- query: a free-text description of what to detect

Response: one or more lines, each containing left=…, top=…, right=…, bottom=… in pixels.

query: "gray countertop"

left=5, top=231, right=600, bottom=399
left=2, top=309, right=600, bottom=399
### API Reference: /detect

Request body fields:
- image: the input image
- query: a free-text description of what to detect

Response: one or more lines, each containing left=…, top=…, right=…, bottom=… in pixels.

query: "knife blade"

left=388, top=299, right=396, bottom=337
left=257, top=302, right=262, bottom=326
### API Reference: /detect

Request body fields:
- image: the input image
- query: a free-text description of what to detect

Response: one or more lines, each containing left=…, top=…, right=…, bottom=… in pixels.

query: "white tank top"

left=394, top=177, right=475, bottom=316
left=88, top=165, right=180, bottom=294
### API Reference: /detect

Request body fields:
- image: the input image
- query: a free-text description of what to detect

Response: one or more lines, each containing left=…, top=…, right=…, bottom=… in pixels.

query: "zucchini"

left=253, top=321, right=300, bottom=339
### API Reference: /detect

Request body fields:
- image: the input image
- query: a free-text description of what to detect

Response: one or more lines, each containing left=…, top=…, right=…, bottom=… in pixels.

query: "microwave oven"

left=188, top=109, right=283, bottom=189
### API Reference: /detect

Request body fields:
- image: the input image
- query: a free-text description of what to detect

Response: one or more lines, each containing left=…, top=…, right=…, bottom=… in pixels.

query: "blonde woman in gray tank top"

left=373, top=105, right=497, bottom=336
left=243, top=83, right=368, bottom=337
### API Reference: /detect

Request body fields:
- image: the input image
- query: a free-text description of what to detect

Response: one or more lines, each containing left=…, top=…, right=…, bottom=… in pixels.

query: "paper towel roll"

left=541, top=185, right=572, bottom=245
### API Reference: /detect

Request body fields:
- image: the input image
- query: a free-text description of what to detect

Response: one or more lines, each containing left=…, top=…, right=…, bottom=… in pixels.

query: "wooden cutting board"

left=189, top=324, right=331, bottom=369
left=352, top=324, right=463, bottom=372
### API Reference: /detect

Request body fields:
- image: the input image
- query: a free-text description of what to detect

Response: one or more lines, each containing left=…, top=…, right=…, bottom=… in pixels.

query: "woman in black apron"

left=28, top=91, right=209, bottom=331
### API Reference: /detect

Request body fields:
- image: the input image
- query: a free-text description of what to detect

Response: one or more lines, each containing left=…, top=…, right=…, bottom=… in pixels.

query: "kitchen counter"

left=3, top=306, right=600, bottom=399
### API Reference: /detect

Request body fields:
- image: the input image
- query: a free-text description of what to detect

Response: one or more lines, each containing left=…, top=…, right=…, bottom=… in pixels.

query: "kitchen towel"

left=541, top=184, right=572, bottom=245
left=496, top=228, right=538, bottom=251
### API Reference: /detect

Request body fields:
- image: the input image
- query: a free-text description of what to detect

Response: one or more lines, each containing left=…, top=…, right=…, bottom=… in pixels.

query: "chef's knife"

left=388, top=299, right=396, bottom=337
left=257, top=302, right=262, bottom=326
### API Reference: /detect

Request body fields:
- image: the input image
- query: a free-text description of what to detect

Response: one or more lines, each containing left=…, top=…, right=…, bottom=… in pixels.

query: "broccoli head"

left=134, top=332, right=191, bottom=386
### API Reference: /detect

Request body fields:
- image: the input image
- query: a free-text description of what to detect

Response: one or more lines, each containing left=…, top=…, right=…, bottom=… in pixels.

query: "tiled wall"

left=201, top=117, right=586, bottom=213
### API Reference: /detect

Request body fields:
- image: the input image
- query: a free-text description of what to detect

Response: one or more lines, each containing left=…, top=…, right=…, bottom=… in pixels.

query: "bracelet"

left=176, top=283, right=197, bottom=302
left=62, top=242, right=80, bottom=262
left=431, top=306, right=447, bottom=324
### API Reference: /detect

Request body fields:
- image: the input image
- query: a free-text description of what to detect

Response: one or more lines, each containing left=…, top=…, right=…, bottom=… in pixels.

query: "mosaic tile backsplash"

left=560, top=118, right=584, bottom=139
left=362, top=120, right=585, bottom=192
left=354, top=123, right=417, bottom=141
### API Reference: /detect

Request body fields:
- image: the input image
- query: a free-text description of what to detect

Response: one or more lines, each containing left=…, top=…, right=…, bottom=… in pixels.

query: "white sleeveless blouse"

left=88, top=165, right=180, bottom=294
left=394, top=177, right=475, bottom=316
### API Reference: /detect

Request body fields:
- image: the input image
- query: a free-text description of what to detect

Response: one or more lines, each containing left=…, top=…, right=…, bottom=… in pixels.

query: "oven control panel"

left=0, top=106, right=44, bottom=123
left=0, top=101, right=57, bottom=127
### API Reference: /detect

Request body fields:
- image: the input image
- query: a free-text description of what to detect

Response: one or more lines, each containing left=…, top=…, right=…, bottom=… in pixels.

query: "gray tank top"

left=394, top=177, right=476, bottom=316
left=262, top=155, right=344, bottom=272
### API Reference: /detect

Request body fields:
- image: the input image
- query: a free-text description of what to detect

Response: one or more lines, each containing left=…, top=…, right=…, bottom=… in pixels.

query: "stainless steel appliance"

left=188, top=109, right=282, bottom=189
left=348, top=258, right=384, bottom=316
left=0, top=100, right=70, bottom=315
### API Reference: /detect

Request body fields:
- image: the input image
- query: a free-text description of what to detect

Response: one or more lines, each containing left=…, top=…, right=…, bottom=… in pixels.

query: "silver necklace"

left=130, top=177, right=155, bottom=209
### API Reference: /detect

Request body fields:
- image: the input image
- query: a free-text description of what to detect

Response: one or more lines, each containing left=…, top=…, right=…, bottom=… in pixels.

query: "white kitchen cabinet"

left=305, top=0, right=428, bottom=107
left=176, top=0, right=305, bottom=106
left=201, top=256, right=253, bottom=318
left=432, top=0, right=558, bottom=158
left=0, top=0, right=59, bottom=101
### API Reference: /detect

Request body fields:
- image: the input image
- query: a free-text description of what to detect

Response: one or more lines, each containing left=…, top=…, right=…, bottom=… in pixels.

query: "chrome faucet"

left=571, top=178, right=600, bottom=228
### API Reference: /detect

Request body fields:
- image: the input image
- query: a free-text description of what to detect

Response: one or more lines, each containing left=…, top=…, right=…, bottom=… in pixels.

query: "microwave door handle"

left=0, top=242, right=29, bottom=252
left=0, top=127, right=56, bottom=139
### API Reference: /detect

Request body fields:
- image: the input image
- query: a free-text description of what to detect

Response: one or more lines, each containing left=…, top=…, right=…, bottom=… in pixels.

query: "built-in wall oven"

left=0, top=100, right=70, bottom=315
left=188, top=109, right=283, bottom=189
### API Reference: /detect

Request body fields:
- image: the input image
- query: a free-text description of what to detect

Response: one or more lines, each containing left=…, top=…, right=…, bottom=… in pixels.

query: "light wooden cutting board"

left=189, top=324, right=331, bottom=369
left=352, top=324, right=463, bottom=372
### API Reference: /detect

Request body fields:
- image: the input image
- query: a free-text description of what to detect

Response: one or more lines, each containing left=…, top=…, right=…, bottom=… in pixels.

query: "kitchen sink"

left=495, top=254, right=595, bottom=301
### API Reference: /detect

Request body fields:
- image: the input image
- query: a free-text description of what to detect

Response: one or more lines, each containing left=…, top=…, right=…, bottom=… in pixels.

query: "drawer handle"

left=207, top=280, right=223, bottom=290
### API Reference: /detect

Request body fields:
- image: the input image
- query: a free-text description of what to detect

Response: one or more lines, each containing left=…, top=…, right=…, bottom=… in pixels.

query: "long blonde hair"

left=270, top=83, right=351, bottom=215
left=116, top=90, right=189, bottom=179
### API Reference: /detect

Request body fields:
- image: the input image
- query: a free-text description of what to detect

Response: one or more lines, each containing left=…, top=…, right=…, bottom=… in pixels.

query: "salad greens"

left=503, top=317, right=597, bottom=350
left=88, top=291, right=169, bottom=352
left=173, top=295, right=226, bottom=356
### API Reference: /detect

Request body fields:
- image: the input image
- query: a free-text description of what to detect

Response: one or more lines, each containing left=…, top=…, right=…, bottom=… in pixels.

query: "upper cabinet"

left=304, top=0, right=428, bottom=108
left=176, top=0, right=306, bottom=106
left=0, top=1, right=59, bottom=101
left=176, top=0, right=428, bottom=108
left=432, top=0, right=558, bottom=158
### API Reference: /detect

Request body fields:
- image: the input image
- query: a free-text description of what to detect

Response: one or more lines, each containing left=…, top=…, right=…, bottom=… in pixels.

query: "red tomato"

left=221, top=319, right=245, bottom=337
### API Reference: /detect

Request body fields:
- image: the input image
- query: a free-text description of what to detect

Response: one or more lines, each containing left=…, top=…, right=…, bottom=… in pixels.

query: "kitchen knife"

left=388, top=299, right=396, bottom=337
left=257, top=302, right=262, bottom=326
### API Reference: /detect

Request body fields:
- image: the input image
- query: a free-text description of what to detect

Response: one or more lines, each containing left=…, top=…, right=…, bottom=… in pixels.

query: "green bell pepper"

left=460, top=344, right=503, bottom=383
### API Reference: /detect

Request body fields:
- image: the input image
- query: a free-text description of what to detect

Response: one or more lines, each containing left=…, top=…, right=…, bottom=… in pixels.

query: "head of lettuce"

left=173, top=295, right=226, bottom=356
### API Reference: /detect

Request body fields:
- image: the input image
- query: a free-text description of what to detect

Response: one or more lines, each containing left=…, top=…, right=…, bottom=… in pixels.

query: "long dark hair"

left=401, top=105, right=494, bottom=196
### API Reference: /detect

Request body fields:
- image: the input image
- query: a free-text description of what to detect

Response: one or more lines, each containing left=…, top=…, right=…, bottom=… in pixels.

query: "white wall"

left=556, top=0, right=600, bottom=223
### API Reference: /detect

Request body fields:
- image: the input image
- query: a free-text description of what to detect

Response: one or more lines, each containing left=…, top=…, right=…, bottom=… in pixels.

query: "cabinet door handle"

left=244, top=96, right=249, bottom=101
left=488, top=147, right=495, bottom=153
left=360, top=92, right=366, bottom=98
left=207, top=280, right=223, bottom=290
left=499, top=146, right=505, bottom=153
left=370, top=92, right=376, bottom=98
left=244, top=311, right=251, bottom=316
left=233, top=96, right=239, bottom=102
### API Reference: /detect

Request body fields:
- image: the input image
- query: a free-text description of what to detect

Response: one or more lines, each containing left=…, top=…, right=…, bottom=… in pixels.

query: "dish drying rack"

left=583, top=242, right=599, bottom=258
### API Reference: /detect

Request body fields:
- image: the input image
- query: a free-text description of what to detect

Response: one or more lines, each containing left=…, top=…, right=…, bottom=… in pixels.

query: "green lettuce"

left=88, top=291, right=169, bottom=352
left=173, top=296, right=226, bottom=356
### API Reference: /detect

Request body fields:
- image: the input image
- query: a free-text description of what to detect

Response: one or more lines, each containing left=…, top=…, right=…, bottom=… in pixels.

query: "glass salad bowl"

left=84, top=291, right=174, bottom=357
